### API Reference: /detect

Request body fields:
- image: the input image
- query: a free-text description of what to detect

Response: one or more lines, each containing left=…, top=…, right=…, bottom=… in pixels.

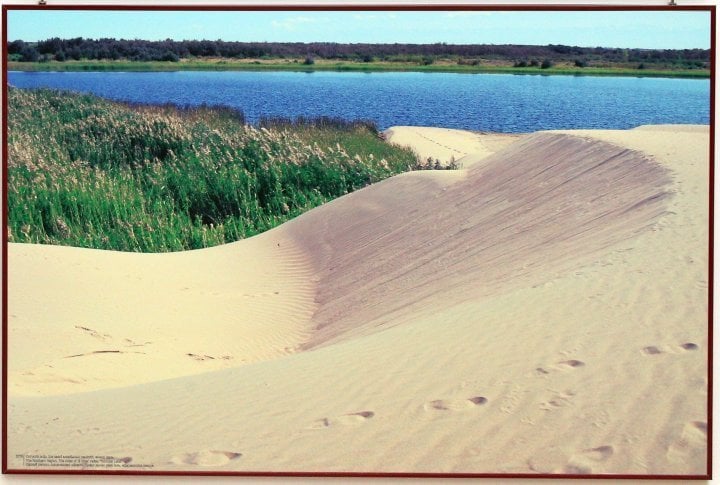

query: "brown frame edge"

left=1, top=3, right=715, bottom=480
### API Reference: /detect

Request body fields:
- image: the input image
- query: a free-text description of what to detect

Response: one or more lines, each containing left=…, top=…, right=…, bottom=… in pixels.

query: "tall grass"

left=7, top=88, right=419, bottom=252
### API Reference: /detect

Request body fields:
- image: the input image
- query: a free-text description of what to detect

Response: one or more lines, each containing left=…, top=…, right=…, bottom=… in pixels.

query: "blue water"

left=7, top=70, right=710, bottom=132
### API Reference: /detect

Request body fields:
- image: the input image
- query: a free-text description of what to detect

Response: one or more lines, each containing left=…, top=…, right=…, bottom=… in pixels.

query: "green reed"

left=7, top=88, right=419, bottom=252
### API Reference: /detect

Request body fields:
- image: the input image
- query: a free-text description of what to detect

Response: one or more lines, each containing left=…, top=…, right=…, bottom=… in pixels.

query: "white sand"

left=384, top=125, right=520, bottom=168
left=8, top=232, right=316, bottom=396
left=6, top=125, right=709, bottom=475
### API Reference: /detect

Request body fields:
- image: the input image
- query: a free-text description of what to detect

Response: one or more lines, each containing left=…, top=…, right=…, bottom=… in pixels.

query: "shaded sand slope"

left=7, top=126, right=708, bottom=475
left=288, top=132, right=674, bottom=348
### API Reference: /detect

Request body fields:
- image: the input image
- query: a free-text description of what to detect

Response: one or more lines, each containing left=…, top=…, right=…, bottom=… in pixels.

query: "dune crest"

left=384, top=126, right=520, bottom=168
left=7, top=125, right=708, bottom=475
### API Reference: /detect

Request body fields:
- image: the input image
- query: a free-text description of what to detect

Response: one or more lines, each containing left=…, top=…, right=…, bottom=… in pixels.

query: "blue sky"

left=7, top=10, right=711, bottom=49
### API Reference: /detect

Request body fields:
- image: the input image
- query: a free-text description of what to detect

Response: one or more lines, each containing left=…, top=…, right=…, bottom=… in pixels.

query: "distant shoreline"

left=7, top=60, right=710, bottom=79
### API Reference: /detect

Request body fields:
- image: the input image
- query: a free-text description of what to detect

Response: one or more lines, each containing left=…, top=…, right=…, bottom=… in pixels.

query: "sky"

left=6, top=9, right=712, bottom=50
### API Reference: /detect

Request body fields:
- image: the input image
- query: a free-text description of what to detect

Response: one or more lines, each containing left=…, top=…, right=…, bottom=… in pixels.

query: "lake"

left=7, top=70, right=710, bottom=133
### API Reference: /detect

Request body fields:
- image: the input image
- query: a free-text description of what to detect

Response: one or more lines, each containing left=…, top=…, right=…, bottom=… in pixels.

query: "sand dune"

left=8, top=231, right=316, bottom=396
left=6, top=125, right=709, bottom=475
left=289, top=130, right=676, bottom=349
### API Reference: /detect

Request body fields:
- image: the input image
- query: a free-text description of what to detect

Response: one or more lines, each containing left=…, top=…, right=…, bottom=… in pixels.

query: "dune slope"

left=8, top=230, right=316, bottom=396
left=6, top=126, right=709, bottom=475
left=288, top=132, right=674, bottom=349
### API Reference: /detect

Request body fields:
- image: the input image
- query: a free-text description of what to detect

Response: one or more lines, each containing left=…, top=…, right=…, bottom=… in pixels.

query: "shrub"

left=161, top=50, right=180, bottom=62
left=540, top=59, right=554, bottom=69
left=413, top=156, right=458, bottom=171
left=574, top=59, right=587, bottom=68
left=303, top=55, right=315, bottom=65
left=514, top=60, right=528, bottom=68
left=7, top=40, right=26, bottom=55
left=20, top=46, right=39, bottom=62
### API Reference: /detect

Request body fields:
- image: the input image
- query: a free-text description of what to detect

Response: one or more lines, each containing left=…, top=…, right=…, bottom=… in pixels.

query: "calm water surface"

left=8, top=70, right=709, bottom=132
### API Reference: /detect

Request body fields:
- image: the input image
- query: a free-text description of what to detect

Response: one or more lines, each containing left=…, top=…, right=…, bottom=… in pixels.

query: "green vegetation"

left=8, top=59, right=709, bottom=78
left=9, top=38, right=709, bottom=69
left=7, top=88, right=421, bottom=252
left=8, top=38, right=709, bottom=78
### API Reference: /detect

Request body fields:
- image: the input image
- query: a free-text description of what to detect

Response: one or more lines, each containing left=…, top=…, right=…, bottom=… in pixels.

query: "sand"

left=384, top=125, right=520, bottom=169
left=5, top=125, right=709, bottom=476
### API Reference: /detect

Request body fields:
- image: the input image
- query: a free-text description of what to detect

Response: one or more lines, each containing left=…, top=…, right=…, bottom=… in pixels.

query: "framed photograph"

left=2, top=3, right=713, bottom=479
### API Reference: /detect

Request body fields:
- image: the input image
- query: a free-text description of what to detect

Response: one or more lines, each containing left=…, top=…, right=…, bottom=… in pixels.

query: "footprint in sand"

left=425, top=396, right=488, bottom=412
left=539, top=390, right=575, bottom=412
left=666, top=421, right=707, bottom=464
left=642, top=346, right=663, bottom=355
left=535, top=360, right=585, bottom=376
left=642, top=343, right=699, bottom=356
left=561, top=445, right=615, bottom=474
left=170, top=450, right=242, bottom=466
left=581, top=445, right=615, bottom=461
left=691, top=421, right=707, bottom=434
left=311, top=411, right=375, bottom=429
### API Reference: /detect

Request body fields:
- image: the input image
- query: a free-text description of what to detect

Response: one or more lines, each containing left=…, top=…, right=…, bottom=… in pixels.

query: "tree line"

left=7, top=37, right=710, bottom=68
